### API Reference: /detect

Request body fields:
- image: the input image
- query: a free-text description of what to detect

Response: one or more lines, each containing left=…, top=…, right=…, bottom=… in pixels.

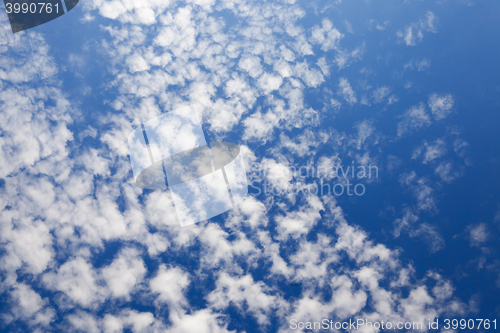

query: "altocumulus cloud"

left=0, top=0, right=476, bottom=332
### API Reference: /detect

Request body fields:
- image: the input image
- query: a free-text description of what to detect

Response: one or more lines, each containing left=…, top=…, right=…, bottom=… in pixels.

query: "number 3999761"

left=5, top=2, right=59, bottom=14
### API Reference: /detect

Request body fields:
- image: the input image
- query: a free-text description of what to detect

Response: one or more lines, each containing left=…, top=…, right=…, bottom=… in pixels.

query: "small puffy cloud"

left=410, top=223, right=445, bottom=253
left=310, top=19, right=343, bottom=51
left=87, top=0, right=172, bottom=25
left=275, top=196, right=324, bottom=239
left=353, top=120, right=375, bottom=149
left=435, top=161, right=463, bottom=183
left=393, top=208, right=419, bottom=238
left=197, top=224, right=258, bottom=268
left=150, top=265, right=190, bottom=308
left=238, top=55, right=263, bottom=78
left=224, top=76, right=257, bottom=108
left=261, top=158, right=293, bottom=191
left=399, top=26, right=424, bottom=46
left=338, top=77, right=357, bottom=104
left=43, top=258, right=105, bottom=308
left=399, top=172, right=436, bottom=212
left=121, top=310, right=156, bottom=333
left=102, top=248, right=147, bottom=299
left=316, top=57, right=329, bottom=76
left=428, top=93, right=454, bottom=120
left=294, top=61, right=324, bottom=88
left=287, top=274, right=367, bottom=323
left=257, top=73, right=283, bottom=94
left=102, top=314, right=124, bottom=333
left=229, top=196, right=268, bottom=228
left=0, top=219, right=54, bottom=275
left=372, top=86, right=391, bottom=104
left=165, top=309, right=233, bottom=333
left=243, top=111, right=280, bottom=141
left=0, top=86, right=74, bottom=178
left=426, top=11, right=438, bottom=32
left=423, top=139, right=447, bottom=164
left=7, top=283, right=53, bottom=328
left=397, top=11, right=438, bottom=46
left=417, top=59, right=431, bottom=71
left=153, top=8, right=197, bottom=54
left=278, top=130, right=323, bottom=157
left=368, top=19, right=390, bottom=31
left=334, top=42, right=365, bottom=69
left=468, top=223, right=488, bottom=247
left=399, top=286, right=437, bottom=324
left=67, top=312, right=101, bottom=333
left=397, top=103, right=432, bottom=136
left=208, top=273, right=282, bottom=325
left=126, top=53, right=150, bottom=73
left=453, top=139, right=469, bottom=158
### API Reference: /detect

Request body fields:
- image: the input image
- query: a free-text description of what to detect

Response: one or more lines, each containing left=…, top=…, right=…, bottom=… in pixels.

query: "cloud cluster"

left=397, top=11, right=438, bottom=46
left=0, top=1, right=475, bottom=332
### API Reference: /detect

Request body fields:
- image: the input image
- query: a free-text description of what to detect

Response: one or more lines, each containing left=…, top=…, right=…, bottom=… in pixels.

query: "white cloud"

left=278, top=130, right=324, bottom=157
left=0, top=218, right=54, bottom=275
left=338, top=77, right=357, bottom=104
left=275, top=195, right=324, bottom=239
left=67, top=311, right=101, bottom=333
left=127, top=53, right=151, bottom=73
left=165, top=309, right=233, bottom=333
left=150, top=265, right=190, bottom=309
left=316, top=57, right=329, bottom=76
left=469, top=223, right=488, bottom=246
left=208, top=273, right=282, bottom=325
left=121, top=310, right=156, bottom=333
left=417, top=59, right=431, bottom=71
left=393, top=208, right=419, bottom=238
left=310, top=19, right=343, bottom=51
left=410, top=223, right=445, bottom=253
left=102, top=248, right=147, bottom=299
left=399, top=172, right=436, bottom=212
left=289, top=235, right=339, bottom=282
left=423, top=139, right=447, bottom=164
left=0, top=86, right=74, bottom=178
left=87, top=0, right=172, bottom=25
left=367, top=19, right=389, bottom=31
left=294, top=61, right=324, bottom=87
left=287, top=275, right=367, bottom=324
left=354, top=120, right=375, bottom=149
left=372, top=86, right=391, bottom=104
left=435, top=161, right=463, bottom=183
left=428, top=93, right=454, bottom=120
left=6, top=283, right=54, bottom=328
left=227, top=196, right=268, bottom=229
left=238, top=55, right=263, bottom=78
left=397, top=11, right=438, bottom=46
left=260, top=158, right=293, bottom=192
left=334, top=42, right=365, bottom=69
left=243, top=110, right=280, bottom=141
left=198, top=224, right=258, bottom=268
left=43, top=258, right=105, bottom=308
left=397, top=103, right=432, bottom=136
left=399, top=286, right=437, bottom=324
left=257, top=73, right=283, bottom=94
left=224, top=75, right=257, bottom=107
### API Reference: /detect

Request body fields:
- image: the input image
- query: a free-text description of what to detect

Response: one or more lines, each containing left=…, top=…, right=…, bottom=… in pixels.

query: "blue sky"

left=1, top=0, right=500, bottom=332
